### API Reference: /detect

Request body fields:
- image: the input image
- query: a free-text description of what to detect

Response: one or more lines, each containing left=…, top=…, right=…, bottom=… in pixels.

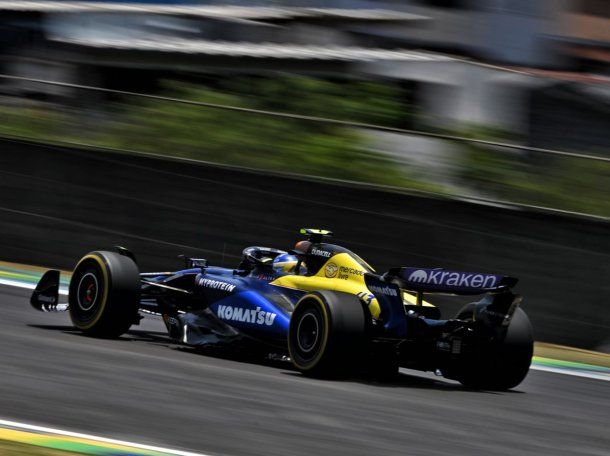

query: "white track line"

left=530, top=365, right=610, bottom=382
left=2, top=279, right=609, bottom=382
left=0, top=418, right=212, bottom=456
left=0, top=278, right=68, bottom=295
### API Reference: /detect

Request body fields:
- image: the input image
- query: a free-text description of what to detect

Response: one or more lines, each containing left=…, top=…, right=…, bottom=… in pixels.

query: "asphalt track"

left=1, top=285, right=609, bottom=456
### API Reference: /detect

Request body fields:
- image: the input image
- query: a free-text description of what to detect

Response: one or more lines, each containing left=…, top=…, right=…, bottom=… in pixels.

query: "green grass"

left=0, top=440, right=83, bottom=455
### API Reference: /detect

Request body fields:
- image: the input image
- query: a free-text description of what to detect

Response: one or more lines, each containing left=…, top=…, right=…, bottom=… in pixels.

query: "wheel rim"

left=297, top=312, right=320, bottom=354
left=77, top=272, right=99, bottom=312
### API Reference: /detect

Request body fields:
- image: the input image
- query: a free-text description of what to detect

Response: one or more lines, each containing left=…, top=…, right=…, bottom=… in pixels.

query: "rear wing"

left=385, top=267, right=517, bottom=295
left=365, top=269, right=522, bottom=338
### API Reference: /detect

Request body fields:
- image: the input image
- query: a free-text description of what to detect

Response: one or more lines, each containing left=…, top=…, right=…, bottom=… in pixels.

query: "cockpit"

left=237, top=229, right=374, bottom=279
left=237, top=246, right=306, bottom=276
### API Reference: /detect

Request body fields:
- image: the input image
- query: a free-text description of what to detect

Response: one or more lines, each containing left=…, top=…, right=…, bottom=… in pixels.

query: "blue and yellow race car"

left=30, top=228, right=533, bottom=389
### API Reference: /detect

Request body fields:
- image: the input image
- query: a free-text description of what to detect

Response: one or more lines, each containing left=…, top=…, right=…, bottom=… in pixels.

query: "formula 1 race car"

left=30, top=228, right=533, bottom=390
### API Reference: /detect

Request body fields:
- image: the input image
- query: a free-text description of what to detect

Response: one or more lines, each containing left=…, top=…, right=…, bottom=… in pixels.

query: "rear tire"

left=455, top=306, right=533, bottom=390
left=288, top=291, right=367, bottom=377
left=69, top=251, right=140, bottom=338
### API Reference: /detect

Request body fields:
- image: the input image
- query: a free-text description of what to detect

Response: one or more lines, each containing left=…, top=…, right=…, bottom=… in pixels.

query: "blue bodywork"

left=144, top=261, right=444, bottom=349
left=140, top=243, right=519, bottom=350
left=146, top=265, right=309, bottom=348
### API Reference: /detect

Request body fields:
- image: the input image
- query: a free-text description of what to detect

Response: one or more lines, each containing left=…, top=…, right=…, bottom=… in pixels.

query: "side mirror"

left=178, top=254, right=208, bottom=269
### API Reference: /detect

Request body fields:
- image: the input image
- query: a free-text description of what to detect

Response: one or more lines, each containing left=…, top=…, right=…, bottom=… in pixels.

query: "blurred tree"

left=456, top=126, right=610, bottom=216
left=99, top=78, right=434, bottom=188
left=4, top=77, right=608, bottom=216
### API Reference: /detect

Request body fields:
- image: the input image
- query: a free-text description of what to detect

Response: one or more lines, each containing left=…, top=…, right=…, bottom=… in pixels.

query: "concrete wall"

left=1, top=138, right=609, bottom=350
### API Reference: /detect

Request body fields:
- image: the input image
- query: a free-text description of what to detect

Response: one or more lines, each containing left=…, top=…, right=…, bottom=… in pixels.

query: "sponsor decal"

left=436, top=341, right=451, bottom=351
left=368, top=284, right=398, bottom=297
left=325, top=263, right=338, bottom=278
left=311, top=247, right=331, bottom=258
left=338, top=266, right=364, bottom=280
left=257, top=274, right=275, bottom=281
left=198, top=277, right=236, bottom=292
left=481, top=308, right=509, bottom=320
left=356, top=291, right=375, bottom=305
left=406, top=269, right=497, bottom=289
left=216, top=305, right=277, bottom=326
left=408, top=269, right=428, bottom=282
left=38, top=294, right=56, bottom=304
left=451, top=339, right=462, bottom=354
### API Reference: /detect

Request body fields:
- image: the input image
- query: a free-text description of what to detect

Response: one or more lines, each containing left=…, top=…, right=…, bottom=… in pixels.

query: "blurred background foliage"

left=1, top=75, right=609, bottom=217
left=455, top=126, right=610, bottom=216
left=0, top=76, right=437, bottom=192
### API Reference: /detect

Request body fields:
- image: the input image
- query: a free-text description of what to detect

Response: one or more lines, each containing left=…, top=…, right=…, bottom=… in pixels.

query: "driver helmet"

left=294, top=240, right=311, bottom=255
left=273, top=253, right=300, bottom=274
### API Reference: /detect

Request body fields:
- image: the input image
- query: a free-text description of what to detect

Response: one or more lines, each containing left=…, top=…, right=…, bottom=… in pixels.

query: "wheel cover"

left=296, top=312, right=320, bottom=354
left=76, top=272, right=99, bottom=312
left=69, top=254, right=109, bottom=330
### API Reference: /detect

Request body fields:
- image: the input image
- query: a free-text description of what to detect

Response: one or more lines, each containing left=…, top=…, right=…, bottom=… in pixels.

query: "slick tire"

left=455, top=305, right=533, bottom=390
left=69, top=251, right=140, bottom=338
left=288, top=291, right=367, bottom=377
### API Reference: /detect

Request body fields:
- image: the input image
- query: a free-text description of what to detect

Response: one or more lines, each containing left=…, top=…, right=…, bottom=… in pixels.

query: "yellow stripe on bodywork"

left=271, top=253, right=381, bottom=317
left=271, top=253, right=437, bottom=319
left=401, top=291, right=436, bottom=308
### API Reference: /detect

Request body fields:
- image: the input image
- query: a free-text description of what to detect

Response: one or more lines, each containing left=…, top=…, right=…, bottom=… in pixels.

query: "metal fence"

left=1, top=73, right=609, bottom=219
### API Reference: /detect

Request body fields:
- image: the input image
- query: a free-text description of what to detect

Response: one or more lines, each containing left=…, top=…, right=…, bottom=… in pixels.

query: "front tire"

left=69, top=251, right=140, bottom=338
left=288, top=291, right=367, bottom=377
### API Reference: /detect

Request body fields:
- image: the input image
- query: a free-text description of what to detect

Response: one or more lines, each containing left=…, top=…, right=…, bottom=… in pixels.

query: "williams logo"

left=311, top=247, right=331, bottom=258
left=198, top=278, right=236, bottom=292
left=216, top=305, right=276, bottom=326
left=407, top=269, right=497, bottom=288
left=325, top=263, right=338, bottom=278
